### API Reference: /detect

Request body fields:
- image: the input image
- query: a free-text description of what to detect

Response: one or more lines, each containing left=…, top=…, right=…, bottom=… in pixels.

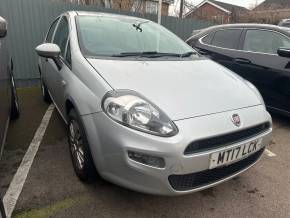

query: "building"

left=254, top=0, right=290, bottom=10
left=184, top=0, right=248, bottom=24
left=117, top=0, right=173, bottom=16
left=237, top=0, right=290, bottom=24
left=62, top=0, right=173, bottom=16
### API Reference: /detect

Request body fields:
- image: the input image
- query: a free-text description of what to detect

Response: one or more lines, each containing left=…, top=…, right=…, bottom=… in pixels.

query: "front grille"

left=169, top=148, right=264, bottom=191
left=184, top=122, right=270, bottom=155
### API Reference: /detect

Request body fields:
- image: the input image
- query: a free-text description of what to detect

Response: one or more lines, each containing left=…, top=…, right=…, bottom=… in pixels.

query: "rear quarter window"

left=211, top=29, right=242, bottom=49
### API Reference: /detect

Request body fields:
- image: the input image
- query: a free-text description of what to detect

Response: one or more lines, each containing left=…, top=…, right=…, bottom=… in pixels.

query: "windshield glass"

left=76, top=15, right=194, bottom=58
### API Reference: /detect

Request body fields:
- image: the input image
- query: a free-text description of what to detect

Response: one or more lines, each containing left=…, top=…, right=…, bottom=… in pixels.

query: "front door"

left=0, top=28, right=10, bottom=156
left=47, top=16, right=70, bottom=115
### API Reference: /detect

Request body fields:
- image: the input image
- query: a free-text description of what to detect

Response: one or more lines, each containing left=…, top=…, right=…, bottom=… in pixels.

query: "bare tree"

left=173, top=0, right=196, bottom=17
left=248, top=0, right=259, bottom=10
left=230, top=7, right=238, bottom=23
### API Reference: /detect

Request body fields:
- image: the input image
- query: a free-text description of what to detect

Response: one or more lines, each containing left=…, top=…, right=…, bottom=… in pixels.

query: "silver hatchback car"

left=36, top=11, right=272, bottom=196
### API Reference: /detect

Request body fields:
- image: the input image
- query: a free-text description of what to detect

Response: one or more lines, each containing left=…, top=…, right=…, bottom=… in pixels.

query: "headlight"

left=245, top=80, right=265, bottom=107
left=102, top=91, right=178, bottom=137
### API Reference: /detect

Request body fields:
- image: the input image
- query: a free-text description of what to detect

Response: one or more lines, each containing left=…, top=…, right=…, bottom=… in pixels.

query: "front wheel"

left=10, top=73, right=19, bottom=120
left=68, top=109, right=97, bottom=182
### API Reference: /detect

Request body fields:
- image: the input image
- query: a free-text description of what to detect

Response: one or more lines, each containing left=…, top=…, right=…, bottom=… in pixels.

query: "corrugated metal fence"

left=0, top=0, right=212, bottom=87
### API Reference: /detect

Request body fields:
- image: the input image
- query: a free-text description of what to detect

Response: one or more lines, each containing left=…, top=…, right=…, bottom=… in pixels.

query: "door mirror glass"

left=35, top=43, right=61, bottom=58
left=0, top=17, right=7, bottom=38
left=277, top=48, right=290, bottom=58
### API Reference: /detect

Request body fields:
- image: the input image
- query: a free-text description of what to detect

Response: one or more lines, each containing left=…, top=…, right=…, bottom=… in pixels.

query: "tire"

left=68, top=109, right=97, bottom=182
left=41, top=81, right=52, bottom=103
left=0, top=197, right=6, bottom=218
left=10, top=73, right=19, bottom=120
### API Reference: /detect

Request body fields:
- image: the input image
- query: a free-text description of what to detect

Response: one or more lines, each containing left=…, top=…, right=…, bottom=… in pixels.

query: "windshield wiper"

left=112, top=51, right=181, bottom=58
left=180, top=51, right=197, bottom=57
left=112, top=51, right=197, bottom=58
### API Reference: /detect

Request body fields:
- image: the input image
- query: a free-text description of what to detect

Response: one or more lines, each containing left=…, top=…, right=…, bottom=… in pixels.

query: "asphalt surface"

left=0, top=87, right=290, bottom=218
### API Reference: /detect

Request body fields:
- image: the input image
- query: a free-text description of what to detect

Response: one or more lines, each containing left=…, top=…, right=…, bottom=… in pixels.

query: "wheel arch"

left=65, top=96, right=83, bottom=121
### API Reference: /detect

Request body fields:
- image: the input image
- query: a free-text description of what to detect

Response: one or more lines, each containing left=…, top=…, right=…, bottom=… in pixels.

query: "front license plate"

left=209, top=138, right=262, bottom=169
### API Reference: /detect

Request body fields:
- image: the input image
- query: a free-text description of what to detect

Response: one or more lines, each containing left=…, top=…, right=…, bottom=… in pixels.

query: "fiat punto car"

left=36, top=11, right=272, bottom=195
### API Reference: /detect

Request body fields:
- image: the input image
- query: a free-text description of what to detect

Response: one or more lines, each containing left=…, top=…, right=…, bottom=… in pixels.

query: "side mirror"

left=35, top=43, right=62, bottom=70
left=35, top=43, right=61, bottom=58
left=0, top=17, right=8, bottom=38
left=277, top=48, right=290, bottom=58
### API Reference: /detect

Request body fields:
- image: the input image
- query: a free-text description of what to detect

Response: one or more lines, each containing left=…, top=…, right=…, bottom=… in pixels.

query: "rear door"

left=236, top=28, right=290, bottom=112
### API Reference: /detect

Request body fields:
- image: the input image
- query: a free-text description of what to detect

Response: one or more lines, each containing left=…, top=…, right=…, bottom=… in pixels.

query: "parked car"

left=278, top=19, right=290, bottom=28
left=36, top=12, right=272, bottom=196
left=0, top=16, right=20, bottom=218
left=187, top=24, right=290, bottom=117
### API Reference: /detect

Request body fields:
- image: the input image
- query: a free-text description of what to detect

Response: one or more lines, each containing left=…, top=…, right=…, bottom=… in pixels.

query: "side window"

left=65, top=41, right=71, bottom=66
left=53, top=16, right=69, bottom=57
left=211, top=29, right=242, bottom=49
left=46, top=18, right=59, bottom=42
left=243, top=29, right=290, bottom=54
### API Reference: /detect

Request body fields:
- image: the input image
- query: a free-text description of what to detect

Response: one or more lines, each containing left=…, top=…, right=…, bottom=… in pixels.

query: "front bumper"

left=82, top=105, right=272, bottom=196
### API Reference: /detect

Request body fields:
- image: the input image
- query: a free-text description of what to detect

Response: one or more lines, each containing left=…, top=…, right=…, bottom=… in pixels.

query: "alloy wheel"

left=69, top=120, right=85, bottom=170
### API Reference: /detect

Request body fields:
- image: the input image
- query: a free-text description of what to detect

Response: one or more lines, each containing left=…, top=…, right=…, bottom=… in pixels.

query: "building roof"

left=210, top=0, right=248, bottom=12
left=184, top=0, right=248, bottom=17
left=254, top=0, right=290, bottom=10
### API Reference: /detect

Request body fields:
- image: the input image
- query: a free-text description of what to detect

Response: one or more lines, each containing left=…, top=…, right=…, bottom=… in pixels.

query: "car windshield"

left=76, top=15, right=194, bottom=58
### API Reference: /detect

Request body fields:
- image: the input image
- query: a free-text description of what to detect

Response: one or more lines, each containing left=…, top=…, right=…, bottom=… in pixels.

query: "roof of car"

left=198, top=23, right=290, bottom=35
left=205, top=23, right=284, bottom=31
left=186, top=23, right=290, bottom=42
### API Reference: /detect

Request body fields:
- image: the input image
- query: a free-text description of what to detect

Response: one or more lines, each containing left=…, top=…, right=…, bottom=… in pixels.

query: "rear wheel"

left=68, top=109, right=96, bottom=182
left=10, top=72, right=19, bottom=120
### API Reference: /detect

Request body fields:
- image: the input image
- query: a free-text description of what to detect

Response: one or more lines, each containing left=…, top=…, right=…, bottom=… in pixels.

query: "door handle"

left=234, top=58, right=251, bottom=64
left=61, top=80, right=66, bottom=86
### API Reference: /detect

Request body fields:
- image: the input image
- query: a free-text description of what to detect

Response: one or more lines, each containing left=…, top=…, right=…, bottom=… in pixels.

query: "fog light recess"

left=128, top=151, right=165, bottom=168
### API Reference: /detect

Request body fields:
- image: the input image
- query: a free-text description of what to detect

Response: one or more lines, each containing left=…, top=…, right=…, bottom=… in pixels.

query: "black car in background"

left=278, top=19, right=290, bottom=28
left=187, top=24, right=290, bottom=116
left=0, top=16, right=20, bottom=218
